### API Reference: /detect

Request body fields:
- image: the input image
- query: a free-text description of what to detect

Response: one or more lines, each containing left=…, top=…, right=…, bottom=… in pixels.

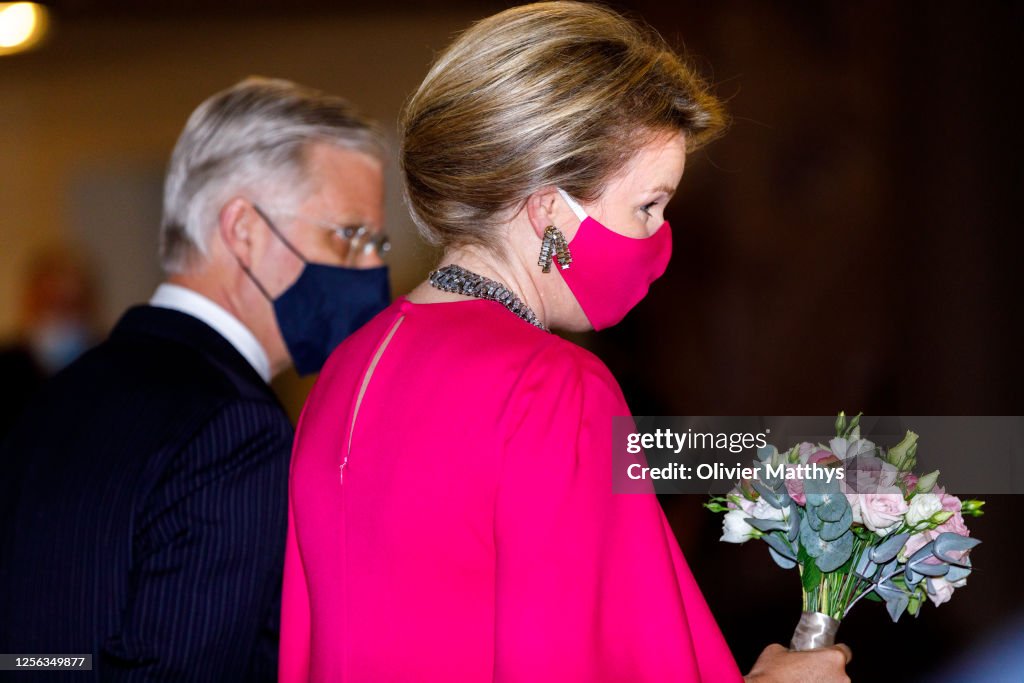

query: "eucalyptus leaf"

left=788, top=502, right=801, bottom=542
left=875, top=581, right=908, bottom=602
left=853, top=551, right=877, bottom=580
left=933, top=533, right=981, bottom=563
left=746, top=517, right=789, bottom=533
left=875, top=580, right=911, bottom=621
left=762, top=533, right=797, bottom=560
left=878, top=559, right=900, bottom=582
left=814, top=492, right=850, bottom=523
left=805, top=507, right=823, bottom=531
left=800, top=519, right=824, bottom=557
left=908, top=541, right=936, bottom=565
left=820, top=504, right=853, bottom=541
left=870, top=532, right=910, bottom=564
left=886, top=594, right=909, bottom=622
left=768, top=546, right=798, bottom=569
left=815, top=530, right=854, bottom=572
left=805, top=476, right=841, bottom=501
left=752, top=481, right=783, bottom=509
left=905, top=565, right=923, bottom=588
left=909, top=560, right=949, bottom=577
left=946, top=560, right=972, bottom=583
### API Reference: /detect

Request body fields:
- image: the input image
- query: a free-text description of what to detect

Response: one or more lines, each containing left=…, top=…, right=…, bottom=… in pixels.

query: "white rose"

left=721, top=509, right=756, bottom=544
left=846, top=493, right=864, bottom=524
left=905, top=493, right=944, bottom=527
left=750, top=498, right=786, bottom=521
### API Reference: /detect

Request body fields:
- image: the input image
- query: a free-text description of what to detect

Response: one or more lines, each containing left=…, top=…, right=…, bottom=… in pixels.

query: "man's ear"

left=525, top=186, right=582, bottom=241
left=218, top=198, right=260, bottom=267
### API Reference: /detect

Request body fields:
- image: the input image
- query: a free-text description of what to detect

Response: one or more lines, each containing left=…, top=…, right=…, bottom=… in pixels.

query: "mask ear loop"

left=252, top=204, right=310, bottom=264
left=233, top=253, right=275, bottom=302
left=232, top=204, right=309, bottom=302
left=556, top=187, right=588, bottom=222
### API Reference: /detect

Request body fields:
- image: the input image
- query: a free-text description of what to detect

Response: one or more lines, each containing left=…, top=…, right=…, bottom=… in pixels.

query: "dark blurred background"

left=1, top=1, right=1021, bottom=680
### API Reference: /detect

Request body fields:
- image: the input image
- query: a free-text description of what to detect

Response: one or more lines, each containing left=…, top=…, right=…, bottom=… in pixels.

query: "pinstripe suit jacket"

left=0, top=305, right=294, bottom=681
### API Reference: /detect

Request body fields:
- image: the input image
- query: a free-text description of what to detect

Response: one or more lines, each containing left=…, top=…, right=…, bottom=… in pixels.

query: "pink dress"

left=280, top=296, right=742, bottom=682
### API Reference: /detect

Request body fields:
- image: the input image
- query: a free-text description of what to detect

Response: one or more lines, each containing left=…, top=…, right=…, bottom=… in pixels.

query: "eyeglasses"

left=258, top=207, right=391, bottom=263
left=329, top=224, right=392, bottom=257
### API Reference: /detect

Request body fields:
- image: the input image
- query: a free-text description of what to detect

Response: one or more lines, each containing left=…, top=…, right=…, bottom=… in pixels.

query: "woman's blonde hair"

left=400, top=1, right=726, bottom=249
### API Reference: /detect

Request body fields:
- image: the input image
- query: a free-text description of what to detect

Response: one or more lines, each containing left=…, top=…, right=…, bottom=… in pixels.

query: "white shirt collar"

left=149, top=283, right=272, bottom=383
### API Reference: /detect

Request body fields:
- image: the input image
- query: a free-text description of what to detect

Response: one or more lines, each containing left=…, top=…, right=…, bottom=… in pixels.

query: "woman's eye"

left=640, top=202, right=658, bottom=216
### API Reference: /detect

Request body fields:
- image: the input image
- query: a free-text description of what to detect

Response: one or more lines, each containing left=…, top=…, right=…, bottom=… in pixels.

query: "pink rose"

left=938, top=491, right=962, bottom=513
left=797, top=442, right=818, bottom=463
left=904, top=531, right=930, bottom=559
left=937, top=511, right=970, bottom=538
left=856, top=488, right=909, bottom=535
left=784, top=464, right=806, bottom=505
left=928, top=577, right=957, bottom=606
left=809, top=449, right=839, bottom=466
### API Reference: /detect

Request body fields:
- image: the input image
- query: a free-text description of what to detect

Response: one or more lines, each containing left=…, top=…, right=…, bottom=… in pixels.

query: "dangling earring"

left=538, top=226, right=572, bottom=273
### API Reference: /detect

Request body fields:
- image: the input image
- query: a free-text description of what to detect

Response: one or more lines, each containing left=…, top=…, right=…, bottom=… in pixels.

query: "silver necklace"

left=428, top=264, right=549, bottom=332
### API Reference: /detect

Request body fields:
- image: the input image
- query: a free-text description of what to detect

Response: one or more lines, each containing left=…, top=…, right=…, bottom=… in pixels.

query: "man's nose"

left=361, top=250, right=385, bottom=268
left=350, top=244, right=385, bottom=268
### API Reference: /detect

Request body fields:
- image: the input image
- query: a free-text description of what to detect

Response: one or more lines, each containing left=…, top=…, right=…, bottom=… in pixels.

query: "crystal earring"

left=538, top=226, right=572, bottom=273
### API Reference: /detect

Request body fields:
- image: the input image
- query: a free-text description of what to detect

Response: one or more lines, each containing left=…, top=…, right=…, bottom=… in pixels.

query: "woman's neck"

left=407, top=243, right=549, bottom=329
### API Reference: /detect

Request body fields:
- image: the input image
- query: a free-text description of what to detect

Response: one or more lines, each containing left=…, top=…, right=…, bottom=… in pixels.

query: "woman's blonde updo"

left=400, top=1, right=726, bottom=250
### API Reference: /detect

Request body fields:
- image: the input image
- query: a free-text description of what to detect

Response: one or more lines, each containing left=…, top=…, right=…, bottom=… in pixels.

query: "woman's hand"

left=743, top=643, right=852, bottom=683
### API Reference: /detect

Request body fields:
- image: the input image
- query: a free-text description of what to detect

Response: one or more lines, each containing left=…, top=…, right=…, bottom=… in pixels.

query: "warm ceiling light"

left=0, top=2, right=49, bottom=56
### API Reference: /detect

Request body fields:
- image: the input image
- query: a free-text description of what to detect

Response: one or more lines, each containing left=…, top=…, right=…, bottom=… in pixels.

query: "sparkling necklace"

left=428, top=264, right=549, bottom=332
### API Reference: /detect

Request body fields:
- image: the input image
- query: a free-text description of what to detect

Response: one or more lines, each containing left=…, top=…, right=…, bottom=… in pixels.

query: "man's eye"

left=335, top=226, right=368, bottom=240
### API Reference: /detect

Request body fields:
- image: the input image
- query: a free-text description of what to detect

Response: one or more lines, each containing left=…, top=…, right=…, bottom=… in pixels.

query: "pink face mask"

left=555, top=188, right=673, bottom=330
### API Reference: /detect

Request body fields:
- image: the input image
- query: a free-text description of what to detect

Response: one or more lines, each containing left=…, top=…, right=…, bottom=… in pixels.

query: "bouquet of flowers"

left=705, top=414, right=985, bottom=649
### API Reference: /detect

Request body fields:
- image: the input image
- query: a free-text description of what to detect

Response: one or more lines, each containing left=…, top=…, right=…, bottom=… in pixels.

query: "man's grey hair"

left=159, top=76, right=385, bottom=273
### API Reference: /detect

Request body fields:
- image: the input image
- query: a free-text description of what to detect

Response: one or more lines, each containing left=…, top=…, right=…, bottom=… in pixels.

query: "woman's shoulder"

left=505, top=330, right=628, bottom=420
left=525, top=333, right=616, bottom=384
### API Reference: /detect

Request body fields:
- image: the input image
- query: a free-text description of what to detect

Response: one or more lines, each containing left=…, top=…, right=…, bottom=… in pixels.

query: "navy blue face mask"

left=239, top=205, right=391, bottom=375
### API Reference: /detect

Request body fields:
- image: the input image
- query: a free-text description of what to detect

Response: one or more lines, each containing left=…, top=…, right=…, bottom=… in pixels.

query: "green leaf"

left=907, top=585, right=926, bottom=618
left=801, top=551, right=822, bottom=593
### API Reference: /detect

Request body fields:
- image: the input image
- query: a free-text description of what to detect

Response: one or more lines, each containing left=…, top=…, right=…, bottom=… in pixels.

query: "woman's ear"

left=525, top=187, right=583, bottom=241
